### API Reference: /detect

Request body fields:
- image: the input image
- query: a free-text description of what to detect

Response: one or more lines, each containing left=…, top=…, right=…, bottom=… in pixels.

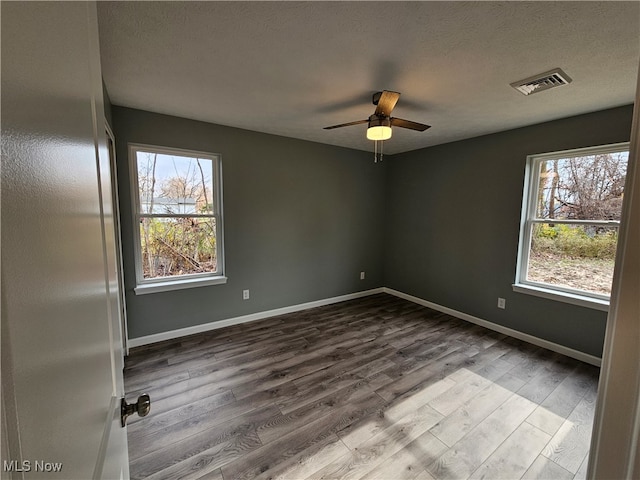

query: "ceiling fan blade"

left=374, top=90, right=400, bottom=116
left=391, top=117, right=431, bottom=131
left=323, top=119, right=368, bottom=130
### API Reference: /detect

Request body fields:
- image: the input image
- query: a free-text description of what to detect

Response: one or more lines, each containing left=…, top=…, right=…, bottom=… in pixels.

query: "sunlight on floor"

left=274, top=367, right=593, bottom=480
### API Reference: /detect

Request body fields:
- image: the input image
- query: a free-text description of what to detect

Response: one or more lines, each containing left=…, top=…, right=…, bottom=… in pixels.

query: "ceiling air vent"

left=510, top=68, right=572, bottom=96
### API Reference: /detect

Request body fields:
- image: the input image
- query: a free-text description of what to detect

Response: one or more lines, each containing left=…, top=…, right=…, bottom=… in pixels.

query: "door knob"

left=120, top=394, right=151, bottom=427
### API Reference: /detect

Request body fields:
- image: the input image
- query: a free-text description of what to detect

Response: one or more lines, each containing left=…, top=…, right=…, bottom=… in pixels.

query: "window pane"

left=527, top=223, right=618, bottom=295
left=137, top=151, right=215, bottom=215
left=139, top=217, right=217, bottom=278
left=535, top=151, right=628, bottom=221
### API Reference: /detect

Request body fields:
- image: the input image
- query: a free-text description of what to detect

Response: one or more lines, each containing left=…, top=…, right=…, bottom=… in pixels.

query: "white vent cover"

left=511, top=68, right=572, bottom=96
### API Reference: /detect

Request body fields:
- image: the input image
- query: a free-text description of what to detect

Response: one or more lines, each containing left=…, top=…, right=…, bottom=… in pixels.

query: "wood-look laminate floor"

left=124, top=293, right=600, bottom=480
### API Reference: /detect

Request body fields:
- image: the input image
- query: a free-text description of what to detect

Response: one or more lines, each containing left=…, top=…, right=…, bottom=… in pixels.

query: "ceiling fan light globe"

left=367, top=125, right=392, bottom=141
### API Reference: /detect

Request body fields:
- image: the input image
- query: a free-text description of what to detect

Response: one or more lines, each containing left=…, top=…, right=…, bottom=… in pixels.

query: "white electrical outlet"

left=497, top=297, right=506, bottom=309
left=360, top=271, right=365, bottom=280
left=243, top=289, right=250, bottom=300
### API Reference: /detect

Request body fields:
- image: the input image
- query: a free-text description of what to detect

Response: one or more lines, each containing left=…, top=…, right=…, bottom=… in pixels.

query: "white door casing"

left=1, top=2, right=129, bottom=479
left=106, top=127, right=130, bottom=357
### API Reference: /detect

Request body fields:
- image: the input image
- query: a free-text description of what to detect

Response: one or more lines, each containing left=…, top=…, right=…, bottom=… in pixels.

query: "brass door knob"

left=120, top=394, right=151, bottom=427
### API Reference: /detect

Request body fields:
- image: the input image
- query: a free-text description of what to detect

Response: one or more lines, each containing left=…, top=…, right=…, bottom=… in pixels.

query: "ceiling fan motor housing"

left=368, top=114, right=391, bottom=128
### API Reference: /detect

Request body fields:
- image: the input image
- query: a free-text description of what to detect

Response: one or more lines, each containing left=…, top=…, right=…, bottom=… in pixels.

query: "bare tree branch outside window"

left=135, top=150, right=219, bottom=280
left=526, top=149, right=628, bottom=296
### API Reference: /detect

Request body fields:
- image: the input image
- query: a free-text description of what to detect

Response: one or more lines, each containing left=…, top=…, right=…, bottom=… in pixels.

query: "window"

left=514, top=143, right=628, bottom=310
left=130, top=144, right=225, bottom=294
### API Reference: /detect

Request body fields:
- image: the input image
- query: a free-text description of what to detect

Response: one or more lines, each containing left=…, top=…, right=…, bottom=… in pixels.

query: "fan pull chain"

left=374, top=140, right=384, bottom=163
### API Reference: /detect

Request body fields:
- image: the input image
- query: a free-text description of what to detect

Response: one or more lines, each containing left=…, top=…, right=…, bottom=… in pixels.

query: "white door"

left=1, top=2, right=131, bottom=479
left=587, top=62, right=640, bottom=479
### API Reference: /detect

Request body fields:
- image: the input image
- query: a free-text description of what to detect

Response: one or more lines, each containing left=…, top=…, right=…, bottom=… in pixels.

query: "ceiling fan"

left=323, top=90, right=431, bottom=141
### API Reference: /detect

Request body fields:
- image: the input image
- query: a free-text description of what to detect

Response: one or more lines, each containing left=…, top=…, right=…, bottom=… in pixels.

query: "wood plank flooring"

left=124, top=293, right=600, bottom=480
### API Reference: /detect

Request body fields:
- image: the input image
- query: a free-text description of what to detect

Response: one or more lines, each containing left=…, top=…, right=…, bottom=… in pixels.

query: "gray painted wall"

left=112, top=107, right=386, bottom=339
left=384, top=105, right=633, bottom=357
left=112, top=104, right=632, bottom=357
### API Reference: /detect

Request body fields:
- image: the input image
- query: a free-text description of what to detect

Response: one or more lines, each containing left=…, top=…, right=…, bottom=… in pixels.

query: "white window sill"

left=512, top=283, right=609, bottom=312
left=134, top=276, right=228, bottom=295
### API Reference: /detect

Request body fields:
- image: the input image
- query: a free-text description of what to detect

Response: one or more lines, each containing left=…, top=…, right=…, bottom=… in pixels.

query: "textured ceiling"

left=97, top=1, right=640, bottom=155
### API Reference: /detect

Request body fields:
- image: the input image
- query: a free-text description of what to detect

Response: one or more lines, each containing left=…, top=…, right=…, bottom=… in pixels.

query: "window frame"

left=129, top=143, right=226, bottom=295
left=513, top=142, right=629, bottom=311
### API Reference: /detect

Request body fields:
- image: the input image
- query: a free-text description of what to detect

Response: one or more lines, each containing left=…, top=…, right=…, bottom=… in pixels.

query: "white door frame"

left=105, top=123, right=130, bottom=356
left=588, top=61, right=640, bottom=478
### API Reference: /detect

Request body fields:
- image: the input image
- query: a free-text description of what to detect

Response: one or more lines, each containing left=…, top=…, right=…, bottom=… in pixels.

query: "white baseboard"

left=127, top=288, right=385, bottom=348
left=382, top=287, right=602, bottom=367
left=128, top=285, right=602, bottom=367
